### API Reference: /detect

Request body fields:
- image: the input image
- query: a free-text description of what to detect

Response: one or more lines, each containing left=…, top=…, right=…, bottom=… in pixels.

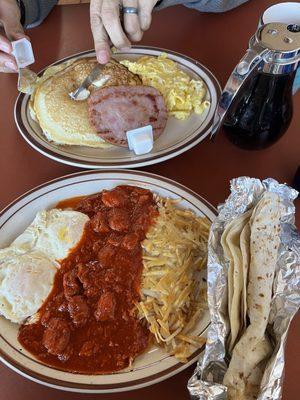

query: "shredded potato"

left=138, top=198, right=210, bottom=362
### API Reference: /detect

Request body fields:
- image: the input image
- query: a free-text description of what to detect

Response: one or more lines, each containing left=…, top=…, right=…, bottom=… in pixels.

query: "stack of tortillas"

left=221, top=192, right=282, bottom=399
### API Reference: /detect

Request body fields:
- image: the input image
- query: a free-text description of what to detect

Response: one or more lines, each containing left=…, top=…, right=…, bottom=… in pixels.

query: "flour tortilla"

left=247, top=192, right=281, bottom=333
left=221, top=210, right=251, bottom=352
left=240, top=222, right=251, bottom=329
left=224, top=326, right=272, bottom=400
left=220, top=225, right=233, bottom=327
left=223, top=192, right=281, bottom=400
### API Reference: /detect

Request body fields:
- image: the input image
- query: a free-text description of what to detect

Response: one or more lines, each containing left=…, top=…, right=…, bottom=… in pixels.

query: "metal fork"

left=69, top=64, right=106, bottom=100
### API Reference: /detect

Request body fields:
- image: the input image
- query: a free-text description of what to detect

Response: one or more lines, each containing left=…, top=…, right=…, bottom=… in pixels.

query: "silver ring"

left=122, top=6, right=138, bottom=15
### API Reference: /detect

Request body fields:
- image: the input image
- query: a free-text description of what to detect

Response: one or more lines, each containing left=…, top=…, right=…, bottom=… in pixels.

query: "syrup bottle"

left=212, top=23, right=300, bottom=150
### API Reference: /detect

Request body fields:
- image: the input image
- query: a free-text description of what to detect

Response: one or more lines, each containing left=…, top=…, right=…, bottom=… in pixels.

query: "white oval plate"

left=0, top=170, right=217, bottom=393
left=15, top=47, right=221, bottom=169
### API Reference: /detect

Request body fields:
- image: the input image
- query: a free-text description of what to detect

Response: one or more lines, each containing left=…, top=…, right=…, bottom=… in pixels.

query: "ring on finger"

left=122, top=6, right=139, bottom=14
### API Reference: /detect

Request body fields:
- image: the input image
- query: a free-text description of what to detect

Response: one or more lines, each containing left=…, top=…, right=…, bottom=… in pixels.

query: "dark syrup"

left=223, top=70, right=296, bottom=150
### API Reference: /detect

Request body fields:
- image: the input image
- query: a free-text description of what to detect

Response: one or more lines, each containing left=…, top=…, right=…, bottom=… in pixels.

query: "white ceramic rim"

left=0, top=169, right=217, bottom=393
left=14, top=46, right=221, bottom=169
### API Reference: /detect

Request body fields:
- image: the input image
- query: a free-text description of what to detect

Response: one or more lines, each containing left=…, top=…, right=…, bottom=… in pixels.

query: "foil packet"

left=188, top=177, right=300, bottom=400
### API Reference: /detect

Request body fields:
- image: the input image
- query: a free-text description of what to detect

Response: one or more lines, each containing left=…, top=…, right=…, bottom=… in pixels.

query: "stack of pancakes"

left=30, top=58, right=141, bottom=147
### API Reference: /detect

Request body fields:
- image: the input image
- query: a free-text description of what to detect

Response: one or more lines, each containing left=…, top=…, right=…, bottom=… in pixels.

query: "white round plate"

left=0, top=170, right=217, bottom=393
left=15, top=47, right=221, bottom=169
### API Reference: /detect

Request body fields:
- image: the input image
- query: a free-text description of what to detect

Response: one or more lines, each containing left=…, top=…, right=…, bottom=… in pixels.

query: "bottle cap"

left=11, top=38, right=35, bottom=69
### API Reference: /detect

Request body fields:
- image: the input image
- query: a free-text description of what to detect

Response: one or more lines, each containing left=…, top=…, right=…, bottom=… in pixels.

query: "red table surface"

left=0, top=1, right=299, bottom=399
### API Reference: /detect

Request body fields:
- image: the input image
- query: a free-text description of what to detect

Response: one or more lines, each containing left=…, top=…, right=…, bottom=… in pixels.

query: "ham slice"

left=88, top=85, right=168, bottom=147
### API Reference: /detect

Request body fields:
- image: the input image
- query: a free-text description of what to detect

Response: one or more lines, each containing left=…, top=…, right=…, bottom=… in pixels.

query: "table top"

left=0, top=1, right=299, bottom=399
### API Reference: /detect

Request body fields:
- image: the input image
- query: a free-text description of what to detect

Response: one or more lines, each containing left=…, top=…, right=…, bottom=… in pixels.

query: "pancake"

left=31, top=58, right=142, bottom=148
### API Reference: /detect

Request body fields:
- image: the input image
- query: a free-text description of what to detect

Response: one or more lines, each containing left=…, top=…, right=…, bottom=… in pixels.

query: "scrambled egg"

left=120, top=53, right=210, bottom=120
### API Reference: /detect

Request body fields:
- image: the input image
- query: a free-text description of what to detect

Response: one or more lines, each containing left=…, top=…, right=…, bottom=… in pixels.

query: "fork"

left=69, top=64, right=106, bottom=100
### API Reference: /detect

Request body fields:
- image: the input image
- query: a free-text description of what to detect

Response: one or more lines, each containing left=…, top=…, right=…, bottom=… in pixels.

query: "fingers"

left=123, top=0, right=143, bottom=42
left=0, top=50, right=18, bottom=72
left=101, top=0, right=131, bottom=50
left=3, top=20, right=24, bottom=42
left=0, top=33, right=12, bottom=54
left=0, top=0, right=28, bottom=72
left=0, top=33, right=17, bottom=71
left=0, top=2, right=24, bottom=41
left=90, top=0, right=110, bottom=64
left=90, top=0, right=154, bottom=64
left=138, top=0, right=155, bottom=31
left=0, top=30, right=29, bottom=72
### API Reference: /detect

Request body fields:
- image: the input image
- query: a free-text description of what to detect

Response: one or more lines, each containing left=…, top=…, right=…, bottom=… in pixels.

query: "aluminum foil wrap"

left=188, top=177, right=300, bottom=400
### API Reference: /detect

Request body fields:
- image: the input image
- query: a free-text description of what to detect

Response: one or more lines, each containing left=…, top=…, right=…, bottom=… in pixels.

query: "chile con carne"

left=18, top=185, right=158, bottom=374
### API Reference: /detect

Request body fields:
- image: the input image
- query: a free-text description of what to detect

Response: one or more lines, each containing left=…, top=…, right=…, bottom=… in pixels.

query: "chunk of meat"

left=107, top=233, right=123, bottom=247
left=108, top=208, right=130, bottom=232
left=98, top=244, right=116, bottom=267
left=133, top=205, right=158, bottom=234
left=102, top=269, right=122, bottom=285
left=132, top=187, right=150, bottom=195
left=88, top=85, right=168, bottom=147
left=131, top=186, right=151, bottom=195
left=67, top=295, right=90, bottom=327
left=121, top=233, right=139, bottom=250
left=137, top=194, right=151, bottom=205
left=43, top=318, right=70, bottom=356
left=115, top=249, right=133, bottom=270
left=77, top=263, right=102, bottom=298
left=94, top=292, right=116, bottom=321
left=63, top=269, right=81, bottom=299
left=90, top=211, right=110, bottom=234
left=102, top=189, right=128, bottom=208
left=130, top=323, right=150, bottom=355
left=40, top=310, right=51, bottom=327
left=76, top=193, right=103, bottom=215
left=92, top=240, right=104, bottom=253
left=77, top=261, right=101, bottom=280
left=58, top=345, right=73, bottom=362
left=130, top=187, right=151, bottom=204
left=79, top=341, right=99, bottom=357
left=116, top=355, right=128, bottom=369
left=58, top=301, right=68, bottom=312
left=77, top=263, right=88, bottom=283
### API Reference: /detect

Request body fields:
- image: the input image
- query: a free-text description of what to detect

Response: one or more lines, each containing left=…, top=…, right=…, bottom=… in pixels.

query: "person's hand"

left=0, top=0, right=28, bottom=73
left=90, top=0, right=158, bottom=64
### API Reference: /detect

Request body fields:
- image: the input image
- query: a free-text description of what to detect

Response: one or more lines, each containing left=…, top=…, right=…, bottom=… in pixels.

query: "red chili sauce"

left=18, top=185, right=158, bottom=374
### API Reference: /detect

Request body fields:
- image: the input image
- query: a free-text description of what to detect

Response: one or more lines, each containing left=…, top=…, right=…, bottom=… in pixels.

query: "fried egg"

left=0, top=250, right=56, bottom=323
left=12, top=209, right=89, bottom=261
left=120, top=53, right=210, bottom=120
left=0, top=209, right=89, bottom=323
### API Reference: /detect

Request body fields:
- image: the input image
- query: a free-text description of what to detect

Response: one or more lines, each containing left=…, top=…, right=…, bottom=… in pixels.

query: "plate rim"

left=14, top=46, right=221, bottom=169
left=0, top=169, right=217, bottom=393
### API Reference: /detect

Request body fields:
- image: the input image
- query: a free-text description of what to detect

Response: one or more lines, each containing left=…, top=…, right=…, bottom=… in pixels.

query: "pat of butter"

left=126, top=125, right=153, bottom=155
left=12, top=38, right=35, bottom=68
left=75, top=88, right=90, bottom=101
left=92, top=75, right=110, bottom=88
